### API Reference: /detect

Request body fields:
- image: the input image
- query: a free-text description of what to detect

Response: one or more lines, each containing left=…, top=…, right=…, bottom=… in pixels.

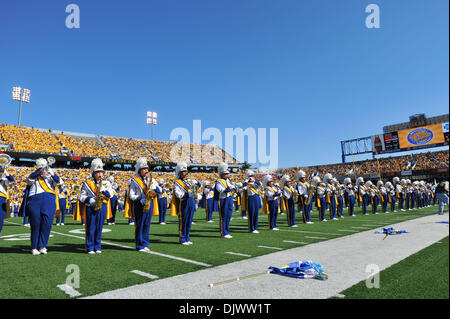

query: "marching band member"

left=216, top=163, right=236, bottom=237
left=405, top=179, right=412, bottom=210
left=394, top=177, right=405, bottom=211
left=203, top=181, right=214, bottom=222
left=157, top=178, right=169, bottom=224
left=124, top=158, right=160, bottom=251
left=56, top=186, right=69, bottom=226
left=324, top=173, right=337, bottom=220
left=263, top=174, right=281, bottom=230
left=435, top=180, right=449, bottom=215
left=343, top=178, right=356, bottom=216
left=296, top=170, right=312, bottom=224
left=24, top=158, right=63, bottom=255
left=281, top=174, right=297, bottom=227
left=356, top=177, right=368, bottom=215
left=334, top=179, right=344, bottom=218
left=366, top=181, right=378, bottom=214
left=385, top=181, right=396, bottom=212
left=377, top=180, right=389, bottom=213
left=408, top=180, right=415, bottom=210
left=107, top=176, right=119, bottom=225
left=313, top=176, right=327, bottom=222
left=243, top=169, right=262, bottom=233
left=0, top=158, right=14, bottom=235
left=78, top=158, right=113, bottom=254
left=172, top=162, right=201, bottom=244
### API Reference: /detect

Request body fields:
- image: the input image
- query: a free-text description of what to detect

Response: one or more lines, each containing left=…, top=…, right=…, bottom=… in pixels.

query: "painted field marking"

left=305, top=236, right=328, bottom=240
left=351, top=226, right=373, bottom=230
left=57, top=284, right=82, bottom=298
left=130, top=270, right=159, bottom=280
left=4, top=220, right=211, bottom=267
left=283, top=240, right=308, bottom=245
left=257, top=245, right=283, bottom=250
left=338, top=229, right=359, bottom=233
left=225, top=252, right=252, bottom=257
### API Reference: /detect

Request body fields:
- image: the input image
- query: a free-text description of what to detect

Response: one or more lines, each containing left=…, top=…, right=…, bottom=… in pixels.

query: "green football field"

left=0, top=204, right=446, bottom=299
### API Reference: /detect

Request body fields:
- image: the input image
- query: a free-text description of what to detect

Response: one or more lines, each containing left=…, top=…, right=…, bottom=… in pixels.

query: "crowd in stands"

left=0, top=123, right=237, bottom=164
left=277, top=150, right=449, bottom=179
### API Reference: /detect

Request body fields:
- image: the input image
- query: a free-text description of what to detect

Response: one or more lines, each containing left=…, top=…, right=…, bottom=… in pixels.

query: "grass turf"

left=0, top=204, right=446, bottom=298
left=333, top=236, right=449, bottom=299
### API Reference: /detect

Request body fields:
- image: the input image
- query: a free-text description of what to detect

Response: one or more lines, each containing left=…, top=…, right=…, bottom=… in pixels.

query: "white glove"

left=47, top=168, right=55, bottom=176
left=88, top=197, right=96, bottom=206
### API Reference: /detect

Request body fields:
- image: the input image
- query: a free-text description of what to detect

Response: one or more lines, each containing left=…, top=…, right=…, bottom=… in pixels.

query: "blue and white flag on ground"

left=374, top=227, right=408, bottom=235
left=269, top=261, right=328, bottom=280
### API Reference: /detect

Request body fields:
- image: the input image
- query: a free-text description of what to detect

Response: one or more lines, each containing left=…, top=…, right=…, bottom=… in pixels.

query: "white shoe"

left=272, top=228, right=279, bottom=230
left=181, top=242, right=190, bottom=245
left=39, top=248, right=48, bottom=255
left=31, top=249, right=40, bottom=255
left=95, top=250, right=102, bottom=254
left=322, top=219, right=327, bottom=222
left=56, top=223, right=60, bottom=226
left=223, top=234, right=232, bottom=239
left=340, top=216, right=344, bottom=219
left=207, top=220, right=214, bottom=223
left=290, top=225, right=298, bottom=227
left=252, top=230, right=259, bottom=234
left=243, top=216, right=248, bottom=219
left=88, top=251, right=95, bottom=255
left=139, top=247, right=150, bottom=252
left=187, top=241, right=193, bottom=245
left=332, top=218, right=338, bottom=220
left=306, top=221, right=314, bottom=224
left=61, top=223, right=65, bottom=226
left=160, top=222, right=166, bottom=225
left=129, top=222, right=135, bottom=225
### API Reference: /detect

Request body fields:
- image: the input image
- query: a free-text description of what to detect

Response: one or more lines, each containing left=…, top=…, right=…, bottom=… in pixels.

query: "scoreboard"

left=373, top=122, right=449, bottom=154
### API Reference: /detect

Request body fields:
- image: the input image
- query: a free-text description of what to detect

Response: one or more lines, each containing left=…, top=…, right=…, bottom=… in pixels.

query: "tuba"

left=0, top=154, right=12, bottom=173
left=305, top=172, right=319, bottom=206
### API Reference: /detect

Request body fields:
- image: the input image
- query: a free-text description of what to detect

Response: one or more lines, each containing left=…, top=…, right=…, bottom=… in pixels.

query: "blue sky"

left=0, top=0, right=448, bottom=168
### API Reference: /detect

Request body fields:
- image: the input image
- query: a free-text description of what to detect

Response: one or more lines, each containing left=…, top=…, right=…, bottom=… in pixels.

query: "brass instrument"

left=47, top=156, right=56, bottom=170
left=0, top=154, right=12, bottom=173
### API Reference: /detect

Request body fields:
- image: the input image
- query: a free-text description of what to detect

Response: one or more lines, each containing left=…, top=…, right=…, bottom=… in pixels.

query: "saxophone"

left=144, top=172, right=156, bottom=212
left=94, top=177, right=107, bottom=211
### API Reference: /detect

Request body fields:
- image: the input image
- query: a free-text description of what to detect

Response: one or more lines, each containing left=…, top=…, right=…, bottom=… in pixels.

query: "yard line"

left=283, top=240, right=308, bottom=245
left=257, top=245, right=283, bottom=250
left=304, top=236, right=328, bottom=240
left=351, top=226, right=373, bottom=229
left=338, top=229, right=359, bottom=233
left=225, top=252, right=252, bottom=257
left=57, top=284, right=82, bottom=298
left=130, top=270, right=159, bottom=280
left=4, top=220, right=212, bottom=267
left=362, top=224, right=384, bottom=227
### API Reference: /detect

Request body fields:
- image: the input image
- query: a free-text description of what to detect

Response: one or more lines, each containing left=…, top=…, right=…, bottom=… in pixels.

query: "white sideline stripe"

left=362, top=224, right=384, bottom=227
left=4, top=220, right=211, bottom=268
left=131, top=270, right=159, bottom=280
left=283, top=240, right=308, bottom=245
left=225, top=252, right=252, bottom=257
left=305, top=236, right=328, bottom=240
left=257, top=245, right=283, bottom=250
left=57, top=284, right=82, bottom=298
left=338, top=229, right=359, bottom=233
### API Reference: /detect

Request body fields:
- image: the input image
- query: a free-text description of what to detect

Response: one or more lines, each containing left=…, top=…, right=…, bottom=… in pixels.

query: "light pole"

left=147, top=111, right=158, bottom=140
left=12, top=86, right=30, bottom=126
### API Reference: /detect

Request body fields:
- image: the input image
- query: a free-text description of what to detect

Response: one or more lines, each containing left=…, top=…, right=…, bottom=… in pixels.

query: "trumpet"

left=0, top=154, right=12, bottom=173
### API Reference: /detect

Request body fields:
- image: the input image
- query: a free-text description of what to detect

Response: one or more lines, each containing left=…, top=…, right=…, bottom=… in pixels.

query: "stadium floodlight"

left=147, top=111, right=158, bottom=140
left=12, top=86, right=31, bottom=126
